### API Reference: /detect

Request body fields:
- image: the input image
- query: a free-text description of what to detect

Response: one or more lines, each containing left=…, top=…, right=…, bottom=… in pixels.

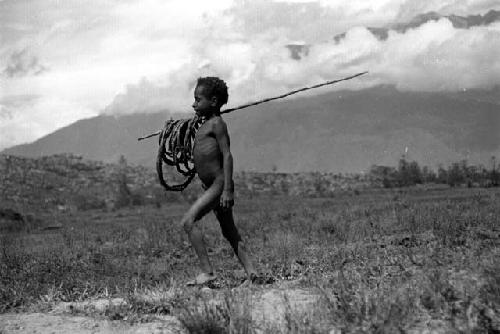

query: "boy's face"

left=192, top=85, right=217, bottom=116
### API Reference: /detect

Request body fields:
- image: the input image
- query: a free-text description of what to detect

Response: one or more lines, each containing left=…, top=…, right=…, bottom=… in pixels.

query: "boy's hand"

left=220, top=190, right=234, bottom=209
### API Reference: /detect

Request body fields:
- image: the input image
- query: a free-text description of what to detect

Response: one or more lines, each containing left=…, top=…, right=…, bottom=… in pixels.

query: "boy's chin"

left=195, top=110, right=209, bottom=117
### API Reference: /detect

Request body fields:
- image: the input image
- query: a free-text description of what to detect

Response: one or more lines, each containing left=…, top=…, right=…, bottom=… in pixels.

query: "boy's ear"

left=210, top=96, right=218, bottom=107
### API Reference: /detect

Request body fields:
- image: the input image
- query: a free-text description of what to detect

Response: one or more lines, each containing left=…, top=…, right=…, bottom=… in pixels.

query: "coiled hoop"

left=156, top=116, right=204, bottom=191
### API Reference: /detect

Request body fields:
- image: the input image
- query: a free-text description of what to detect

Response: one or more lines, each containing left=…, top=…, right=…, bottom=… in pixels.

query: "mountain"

left=2, top=86, right=499, bottom=173
left=224, top=86, right=500, bottom=172
left=1, top=112, right=168, bottom=166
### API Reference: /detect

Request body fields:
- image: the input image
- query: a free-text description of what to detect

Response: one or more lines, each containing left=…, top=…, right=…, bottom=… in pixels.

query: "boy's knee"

left=221, top=224, right=241, bottom=243
left=182, top=216, right=196, bottom=233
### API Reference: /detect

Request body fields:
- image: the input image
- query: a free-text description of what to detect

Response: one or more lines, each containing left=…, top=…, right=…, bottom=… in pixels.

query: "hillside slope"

left=3, top=86, right=499, bottom=172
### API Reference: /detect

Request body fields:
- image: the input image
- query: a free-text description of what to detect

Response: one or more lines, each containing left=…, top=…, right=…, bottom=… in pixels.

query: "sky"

left=1, top=0, right=500, bottom=150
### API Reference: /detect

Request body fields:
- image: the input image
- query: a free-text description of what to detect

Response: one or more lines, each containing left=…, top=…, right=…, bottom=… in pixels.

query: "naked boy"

left=182, top=77, right=257, bottom=285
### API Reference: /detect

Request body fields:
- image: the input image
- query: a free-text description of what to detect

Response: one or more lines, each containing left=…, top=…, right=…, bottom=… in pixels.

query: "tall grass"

left=1, top=188, right=499, bottom=332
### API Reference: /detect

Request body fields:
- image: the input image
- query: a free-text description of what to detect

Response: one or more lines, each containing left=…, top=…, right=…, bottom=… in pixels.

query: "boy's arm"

left=213, top=117, right=234, bottom=208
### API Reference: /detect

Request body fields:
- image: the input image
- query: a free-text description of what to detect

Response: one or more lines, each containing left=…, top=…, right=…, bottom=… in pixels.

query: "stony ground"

left=0, top=282, right=469, bottom=334
left=0, top=282, right=324, bottom=334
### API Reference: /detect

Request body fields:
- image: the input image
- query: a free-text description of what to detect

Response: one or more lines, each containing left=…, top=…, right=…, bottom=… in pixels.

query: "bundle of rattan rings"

left=156, top=116, right=203, bottom=191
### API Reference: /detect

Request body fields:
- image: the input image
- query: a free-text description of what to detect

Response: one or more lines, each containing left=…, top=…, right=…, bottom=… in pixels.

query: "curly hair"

left=196, top=77, right=229, bottom=107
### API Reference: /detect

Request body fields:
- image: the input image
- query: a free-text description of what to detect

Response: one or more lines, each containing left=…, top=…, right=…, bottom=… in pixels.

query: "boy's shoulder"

left=206, top=115, right=227, bottom=129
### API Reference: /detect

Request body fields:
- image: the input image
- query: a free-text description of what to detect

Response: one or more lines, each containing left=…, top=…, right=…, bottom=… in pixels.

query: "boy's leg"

left=182, top=182, right=222, bottom=284
left=214, top=207, right=257, bottom=278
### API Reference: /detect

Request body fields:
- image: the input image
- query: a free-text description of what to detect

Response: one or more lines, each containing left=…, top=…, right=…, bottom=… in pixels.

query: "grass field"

left=1, top=186, right=499, bottom=333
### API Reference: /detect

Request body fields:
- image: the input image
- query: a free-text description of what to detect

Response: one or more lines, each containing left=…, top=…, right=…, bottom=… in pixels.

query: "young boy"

left=183, top=76, right=257, bottom=286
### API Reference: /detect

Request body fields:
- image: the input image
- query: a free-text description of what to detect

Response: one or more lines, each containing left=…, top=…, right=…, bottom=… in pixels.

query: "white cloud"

left=0, top=95, right=96, bottom=150
left=103, top=17, right=500, bottom=115
left=374, top=20, right=500, bottom=91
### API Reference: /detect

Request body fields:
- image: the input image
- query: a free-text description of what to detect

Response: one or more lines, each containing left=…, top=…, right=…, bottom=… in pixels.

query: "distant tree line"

left=369, top=157, right=500, bottom=188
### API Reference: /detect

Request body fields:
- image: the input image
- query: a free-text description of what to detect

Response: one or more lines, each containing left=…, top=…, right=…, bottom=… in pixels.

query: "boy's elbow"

left=223, top=152, right=233, bottom=164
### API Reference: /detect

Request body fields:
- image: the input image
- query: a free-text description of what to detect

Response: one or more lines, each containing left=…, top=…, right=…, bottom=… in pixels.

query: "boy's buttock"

left=202, top=178, right=233, bottom=192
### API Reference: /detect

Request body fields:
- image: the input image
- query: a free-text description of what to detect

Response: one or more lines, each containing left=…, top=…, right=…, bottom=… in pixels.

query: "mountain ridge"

left=288, top=10, right=500, bottom=58
left=3, top=85, right=499, bottom=173
left=334, top=9, right=500, bottom=42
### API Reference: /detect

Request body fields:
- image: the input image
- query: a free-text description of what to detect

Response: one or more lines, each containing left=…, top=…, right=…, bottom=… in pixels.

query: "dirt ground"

left=0, top=285, right=323, bottom=334
left=0, top=312, right=184, bottom=334
left=0, top=284, right=459, bottom=334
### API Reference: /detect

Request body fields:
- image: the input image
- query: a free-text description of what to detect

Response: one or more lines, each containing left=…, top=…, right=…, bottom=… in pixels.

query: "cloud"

left=231, top=0, right=500, bottom=40
left=103, top=78, right=175, bottom=114
left=0, top=104, right=13, bottom=122
left=374, top=19, right=500, bottom=91
left=2, top=49, right=48, bottom=78
left=102, top=12, right=500, bottom=116
left=0, top=95, right=96, bottom=150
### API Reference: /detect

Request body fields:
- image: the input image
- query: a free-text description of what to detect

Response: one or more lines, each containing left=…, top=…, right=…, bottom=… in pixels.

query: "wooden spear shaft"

left=221, top=71, right=368, bottom=114
left=138, top=71, right=368, bottom=141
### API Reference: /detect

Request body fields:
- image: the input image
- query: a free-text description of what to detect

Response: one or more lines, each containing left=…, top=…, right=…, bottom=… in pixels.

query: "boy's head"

left=192, top=77, right=228, bottom=116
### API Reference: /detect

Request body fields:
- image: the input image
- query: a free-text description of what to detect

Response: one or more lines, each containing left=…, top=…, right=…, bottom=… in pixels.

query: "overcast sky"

left=1, top=0, right=500, bottom=150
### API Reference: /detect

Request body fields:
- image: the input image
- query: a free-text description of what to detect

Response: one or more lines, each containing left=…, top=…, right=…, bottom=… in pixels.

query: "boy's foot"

left=238, top=273, right=275, bottom=287
left=186, top=272, right=217, bottom=286
left=250, top=274, right=275, bottom=285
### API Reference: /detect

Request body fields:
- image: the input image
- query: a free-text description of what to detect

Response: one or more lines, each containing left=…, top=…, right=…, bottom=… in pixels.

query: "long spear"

left=137, top=71, right=368, bottom=141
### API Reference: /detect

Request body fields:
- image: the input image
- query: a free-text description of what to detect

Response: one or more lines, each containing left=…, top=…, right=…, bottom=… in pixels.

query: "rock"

left=51, top=298, right=128, bottom=314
